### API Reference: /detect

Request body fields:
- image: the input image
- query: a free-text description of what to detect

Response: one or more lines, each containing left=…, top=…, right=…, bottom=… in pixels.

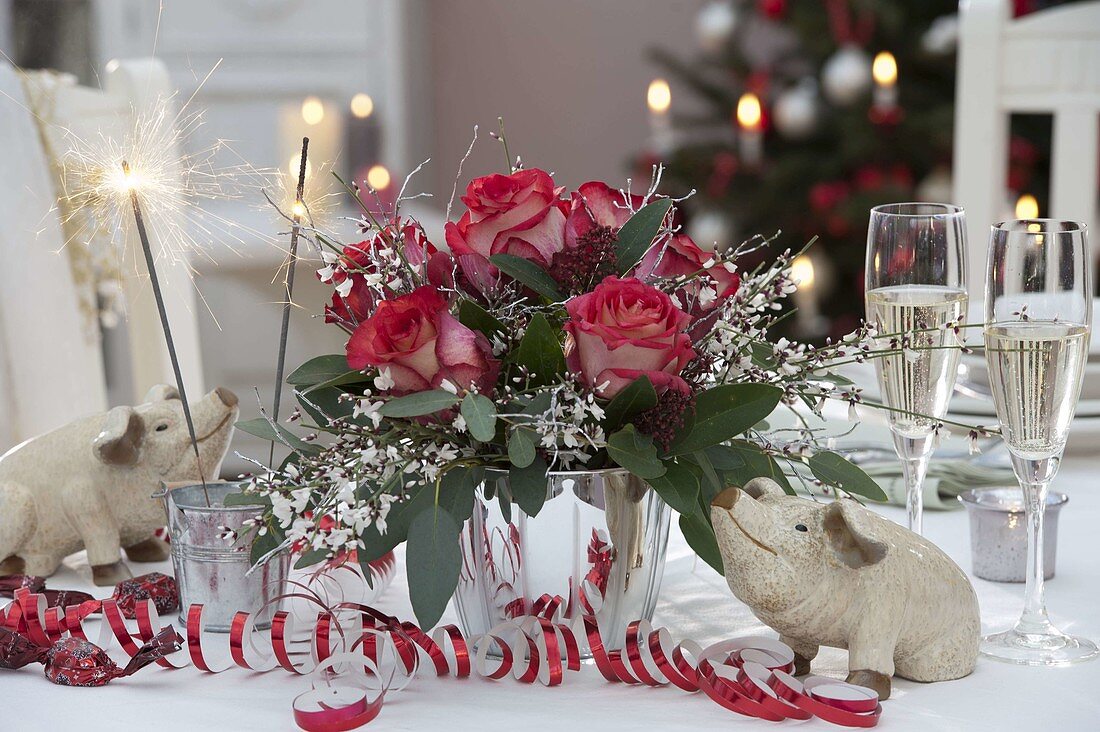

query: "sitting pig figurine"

left=711, top=478, right=979, bottom=700
left=0, top=384, right=238, bottom=586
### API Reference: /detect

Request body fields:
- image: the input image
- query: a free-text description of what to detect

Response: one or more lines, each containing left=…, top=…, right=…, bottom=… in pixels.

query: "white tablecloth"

left=5, top=458, right=1099, bottom=732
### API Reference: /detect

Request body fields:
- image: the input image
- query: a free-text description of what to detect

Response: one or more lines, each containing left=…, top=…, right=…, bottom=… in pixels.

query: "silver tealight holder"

left=959, top=487, right=1067, bottom=583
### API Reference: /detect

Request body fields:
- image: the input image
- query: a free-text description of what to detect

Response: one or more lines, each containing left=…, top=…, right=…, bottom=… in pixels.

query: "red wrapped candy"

left=0, top=575, right=47, bottom=597
left=112, top=572, right=179, bottom=619
left=0, top=624, right=182, bottom=686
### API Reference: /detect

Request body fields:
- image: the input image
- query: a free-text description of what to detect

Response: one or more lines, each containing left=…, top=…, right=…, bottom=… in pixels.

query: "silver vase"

left=453, top=468, right=671, bottom=655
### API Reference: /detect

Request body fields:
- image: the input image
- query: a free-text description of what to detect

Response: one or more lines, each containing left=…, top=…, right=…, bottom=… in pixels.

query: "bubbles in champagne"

left=865, top=285, right=968, bottom=437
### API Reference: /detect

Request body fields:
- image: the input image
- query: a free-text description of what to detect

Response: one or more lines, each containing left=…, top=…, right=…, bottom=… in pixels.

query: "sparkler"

left=121, top=159, right=210, bottom=505
left=269, top=137, right=310, bottom=466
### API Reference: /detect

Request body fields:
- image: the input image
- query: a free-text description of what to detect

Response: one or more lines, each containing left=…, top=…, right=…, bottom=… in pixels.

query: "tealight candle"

left=647, top=78, right=673, bottom=155
left=736, top=92, right=763, bottom=166
left=871, top=51, right=898, bottom=113
left=959, top=487, right=1066, bottom=583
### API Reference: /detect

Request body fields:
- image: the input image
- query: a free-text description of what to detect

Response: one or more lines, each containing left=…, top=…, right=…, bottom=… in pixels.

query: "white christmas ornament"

left=916, top=167, right=953, bottom=203
left=821, top=45, right=872, bottom=106
left=773, top=80, right=818, bottom=139
left=696, top=1, right=738, bottom=53
left=688, top=210, right=734, bottom=252
left=922, top=14, right=958, bottom=55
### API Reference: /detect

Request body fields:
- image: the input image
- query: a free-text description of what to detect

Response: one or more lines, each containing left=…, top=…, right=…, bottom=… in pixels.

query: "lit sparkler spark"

left=58, top=92, right=276, bottom=275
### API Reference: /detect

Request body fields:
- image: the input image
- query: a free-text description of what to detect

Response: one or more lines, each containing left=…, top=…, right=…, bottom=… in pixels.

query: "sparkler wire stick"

left=122, top=160, right=210, bottom=506
left=269, top=137, right=310, bottom=466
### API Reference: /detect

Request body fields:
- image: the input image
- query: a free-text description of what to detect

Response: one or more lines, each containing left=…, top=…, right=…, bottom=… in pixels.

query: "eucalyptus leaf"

left=438, top=466, right=480, bottom=524
left=679, top=512, right=723, bottom=574
left=602, top=375, right=657, bottom=432
left=249, top=528, right=282, bottom=566
left=288, top=355, right=353, bottom=387
left=379, top=390, right=461, bottom=418
left=668, top=384, right=782, bottom=455
left=489, top=254, right=565, bottom=301
left=222, top=491, right=270, bottom=508
left=646, top=459, right=700, bottom=514
left=294, top=548, right=329, bottom=570
left=461, top=393, right=498, bottom=442
left=606, top=425, right=666, bottom=480
left=615, top=199, right=673, bottom=274
left=809, top=452, right=888, bottom=502
left=406, top=507, right=462, bottom=629
left=458, top=299, right=506, bottom=338
left=235, top=418, right=321, bottom=455
left=507, top=427, right=536, bottom=468
left=722, top=440, right=795, bottom=495
left=514, top=313, right=566, bottom=388
left=508, top=455, right=548, bottom=517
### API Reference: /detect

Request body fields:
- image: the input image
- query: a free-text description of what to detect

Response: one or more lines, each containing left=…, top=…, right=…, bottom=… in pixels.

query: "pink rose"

left=564, top=181, right=644, bottom=249
left=346, top=286, right=499, bottom=395
left=633, top=234, right=740, bottom=311
left=323, top=221, right=453, bottom=329
left=444, top=169, right=569, bottom=289
left=564, top=276, right=695, bottom=398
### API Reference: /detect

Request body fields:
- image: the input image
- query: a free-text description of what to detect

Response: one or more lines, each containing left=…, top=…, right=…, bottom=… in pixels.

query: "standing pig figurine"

left=0, top=385, right=238, bottom=586
left=711, top=478, right=979, bottom=700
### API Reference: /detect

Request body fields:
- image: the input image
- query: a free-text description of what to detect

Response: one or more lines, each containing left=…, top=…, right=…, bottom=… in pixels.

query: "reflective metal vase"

left=453, top=469, right=671, bottom=655
left=158, top=481, right=289, bottom=632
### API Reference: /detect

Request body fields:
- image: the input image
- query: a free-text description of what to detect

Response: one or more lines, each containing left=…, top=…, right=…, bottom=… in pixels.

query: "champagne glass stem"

left=893, top=433, right=933, bottom=535
left=1016, top=478, right=1053, bottom=636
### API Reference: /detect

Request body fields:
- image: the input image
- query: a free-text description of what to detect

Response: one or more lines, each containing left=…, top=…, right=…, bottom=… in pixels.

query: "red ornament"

left=759, top=0, right=787, bottom=20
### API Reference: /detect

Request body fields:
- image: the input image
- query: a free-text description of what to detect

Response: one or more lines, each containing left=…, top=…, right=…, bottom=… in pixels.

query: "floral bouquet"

left=236, top=157, right=894, bottom=627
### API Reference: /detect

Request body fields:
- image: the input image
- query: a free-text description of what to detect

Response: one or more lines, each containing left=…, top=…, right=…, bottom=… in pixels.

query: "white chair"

left=0, top=58, right=203, bottom=451
left=954, top=0, right=1100, bottom=306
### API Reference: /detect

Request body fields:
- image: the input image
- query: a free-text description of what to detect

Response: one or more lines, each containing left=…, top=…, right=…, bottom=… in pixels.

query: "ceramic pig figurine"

left=711, top=478, right=979, bottom=700
left=0, top=385, right=238, bottom=586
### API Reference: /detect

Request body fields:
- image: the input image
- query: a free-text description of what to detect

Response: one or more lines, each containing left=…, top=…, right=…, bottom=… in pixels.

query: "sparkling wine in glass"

left=981, top=219, right=1097, bottom=666
left=865, top=203, right=967, bottom=535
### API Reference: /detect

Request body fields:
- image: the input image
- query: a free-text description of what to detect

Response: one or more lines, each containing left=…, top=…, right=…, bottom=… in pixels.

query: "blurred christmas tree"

left=644, top=0, right=1056, bottom=341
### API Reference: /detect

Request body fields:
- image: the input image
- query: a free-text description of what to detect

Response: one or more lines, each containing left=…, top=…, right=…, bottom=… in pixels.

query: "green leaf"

left=294, top=547, right=329, bottom=570
left=723, top=440, right=794, bottom=495
left=602, top=375, right=657, bottom=432
left=249, top=527, right=282, bottom=566
left=514, top=313, right=566, bottom=388
left=356, top=481, right=430, bottom=563
left=458, top=299, right=506, bottom=338
left=508, top=455, right=549, bottom=517
left=646, top=459, right=700, bottom=514
left=809, top=452, right=888, bottom=502
left=507, top=427, right=536, bottom=468
left=303, top=370, right=370, bottom=394
left=288, top=355, right=353, bottom=387
left=702, top=444, right=747, bottom=471
left=606, top=425, right=667, bottom=480
left=693, top=449, right=723, bottom=497
left=379, top=390, right=461, bottom=418
left=615, top=199, right=673, bottom=274
left=406, top=506, right=462, bottom=629
left=235, top=418, right=321, bottom=455
left=668, top=384, right=782, bottom=455
left=222, top=491, right=270, bottom=507
left=679, top=512, right=723, bottom=573
left=438, top=466, right=480, bottom=524
left=296, top=386, right=356, bottom=426
left=489, top=254, right=565, bottom=301
left=460, top=393, right=497, bottom=442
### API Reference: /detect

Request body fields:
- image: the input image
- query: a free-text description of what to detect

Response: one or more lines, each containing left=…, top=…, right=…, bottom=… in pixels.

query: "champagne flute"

left=981, top=219, right=1097, bottom=666
left=865, top=203, right=967, bottom=535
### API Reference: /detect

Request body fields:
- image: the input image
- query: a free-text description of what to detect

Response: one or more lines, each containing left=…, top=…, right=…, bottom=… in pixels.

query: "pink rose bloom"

left=633, top=234, right=740, bottom=311
left=564, top=181, right=645, bottom=248
left=346, top=286, right=499, bottom=395
left=444, top=169, right=568, bottom=290
left=564, top=276, right=695, bottom=399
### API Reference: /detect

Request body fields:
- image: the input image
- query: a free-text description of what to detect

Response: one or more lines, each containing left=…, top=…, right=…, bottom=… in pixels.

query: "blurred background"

left=1, top=0, right=1096, bottom=471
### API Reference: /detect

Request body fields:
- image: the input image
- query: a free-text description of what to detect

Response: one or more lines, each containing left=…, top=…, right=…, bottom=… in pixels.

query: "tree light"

left=791, top=254, right=815, bottom=288
left=647, top=79, right=671, bottom=114
left=872, top=52, right=898, bottom=87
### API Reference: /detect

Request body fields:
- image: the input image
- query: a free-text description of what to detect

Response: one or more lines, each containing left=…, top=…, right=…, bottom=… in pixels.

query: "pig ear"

left=93, top=407, right=145, bottom=466
left=742, top=478, right=786, bottom=500
left=144, top=384, right=180, bottom=402
left=823, top=499, right=888, bottom=569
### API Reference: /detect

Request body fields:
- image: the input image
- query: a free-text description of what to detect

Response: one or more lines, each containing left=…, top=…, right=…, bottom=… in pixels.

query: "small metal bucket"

left=157, top=481, right=289, bottom=632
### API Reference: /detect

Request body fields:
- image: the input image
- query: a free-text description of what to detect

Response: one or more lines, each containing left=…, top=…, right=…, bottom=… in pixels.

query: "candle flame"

left=791, top=254, right=815, bottom=287
left=367, top=164, right=392, bottom=191
left=1015, top=193, right=1039, bottom=220
left=350, top=93, right=374, bottom=119
left=736, top=93, right=762, bottom=130
left=872, top=52, right=897, bottom=87
left=647, top=79, right=671, bottom=114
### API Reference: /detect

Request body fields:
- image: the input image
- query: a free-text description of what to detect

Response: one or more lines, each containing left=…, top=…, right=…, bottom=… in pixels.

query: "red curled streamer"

left=3, top=592, right=881, bottom=729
